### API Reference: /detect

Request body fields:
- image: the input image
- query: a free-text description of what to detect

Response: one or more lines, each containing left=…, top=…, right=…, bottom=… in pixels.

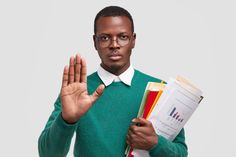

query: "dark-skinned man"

left=38, top=6, right=188, bottom=157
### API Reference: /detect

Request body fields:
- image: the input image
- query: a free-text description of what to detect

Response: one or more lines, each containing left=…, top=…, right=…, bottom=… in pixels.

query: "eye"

left=98, top=35, right=110, bottom=41
left=119, top=34, right=129, bottom=40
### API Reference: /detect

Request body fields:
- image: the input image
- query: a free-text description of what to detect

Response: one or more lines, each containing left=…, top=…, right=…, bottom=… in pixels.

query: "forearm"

left=38, top=113, right=76, bottom=157
left=149, top=129, right=188, bottom=157
left=38, top=97, right=77, bottom=157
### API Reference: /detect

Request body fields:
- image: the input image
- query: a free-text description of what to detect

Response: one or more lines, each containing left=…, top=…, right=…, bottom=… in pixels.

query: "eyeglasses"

left=95, top=33, right=132, bottom=48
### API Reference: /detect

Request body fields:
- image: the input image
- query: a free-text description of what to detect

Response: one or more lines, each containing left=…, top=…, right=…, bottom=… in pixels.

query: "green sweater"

left=38, top=70, right=188, bottom=157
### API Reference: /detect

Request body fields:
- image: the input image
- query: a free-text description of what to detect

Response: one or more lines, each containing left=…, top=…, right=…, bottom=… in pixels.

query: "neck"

left=101, top=63, right=130, bottom=76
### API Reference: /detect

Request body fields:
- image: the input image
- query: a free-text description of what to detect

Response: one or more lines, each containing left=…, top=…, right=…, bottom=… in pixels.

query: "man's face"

left=93, top=16, right=136, bottom=75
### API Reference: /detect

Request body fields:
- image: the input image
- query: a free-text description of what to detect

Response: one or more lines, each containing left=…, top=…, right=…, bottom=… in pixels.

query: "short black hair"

left=94, top=6, right=134, bottom=34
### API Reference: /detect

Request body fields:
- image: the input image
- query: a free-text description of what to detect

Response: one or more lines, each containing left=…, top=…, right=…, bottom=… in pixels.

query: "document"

left=126, top=76, right=203, bottom=157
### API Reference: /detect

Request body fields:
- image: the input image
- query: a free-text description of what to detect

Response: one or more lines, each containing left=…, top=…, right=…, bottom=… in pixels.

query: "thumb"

left=90, top=84, right=105, bottom=103
left=132, top=117, right=149, bottom=126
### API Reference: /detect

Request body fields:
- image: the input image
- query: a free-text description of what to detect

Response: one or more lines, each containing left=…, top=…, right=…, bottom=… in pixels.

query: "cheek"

left=97, top=51, right=109, bottom=62
left=123, top=48, right=132, bottom=58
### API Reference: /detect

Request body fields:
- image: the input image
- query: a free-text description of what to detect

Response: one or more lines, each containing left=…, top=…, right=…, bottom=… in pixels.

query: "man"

left=38, top=6, right=188, bottom=157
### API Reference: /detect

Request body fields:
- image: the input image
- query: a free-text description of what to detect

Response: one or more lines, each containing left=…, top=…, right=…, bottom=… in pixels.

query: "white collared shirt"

left=97, top=65, right=134, bottom=86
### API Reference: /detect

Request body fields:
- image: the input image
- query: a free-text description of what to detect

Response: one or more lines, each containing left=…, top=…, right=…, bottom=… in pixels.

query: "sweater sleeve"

left=148, top=129, right=188, bottom=157
left=38, top=97, right=77, bottom=157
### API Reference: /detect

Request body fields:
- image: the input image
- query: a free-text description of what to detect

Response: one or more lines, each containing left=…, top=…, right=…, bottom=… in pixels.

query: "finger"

left=126, top=137, right=131, bottom=145
left=126, top=134, right=133, bottom=147
left=90, top=84, right=105, bottom=103
left=129, top=123, right=152, bottom=136
left=127, top=131, right=136, bottom=144
left=128, top=129, right=140, bottom=139
left=69, top=56, right=75, bottom=84
left=132, top=117, right=151, bottom=126
left=62, top=65, right=69, bottom=87
left=129, top=124, right=138, bottom=134
left=127, top=131, right=142, bottom=148
left=75, top=54, right=81, bottom=82
left=80, top=56, right=87, bottom=83
left=127, top=130, right=148, bottom=148
left=129, top=125, right=144, bottom=136
left=126, top=134, right=131, bottom=142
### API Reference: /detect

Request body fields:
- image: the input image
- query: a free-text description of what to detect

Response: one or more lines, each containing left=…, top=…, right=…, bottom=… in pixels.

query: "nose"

left=109, top=38, right=120, bottom=49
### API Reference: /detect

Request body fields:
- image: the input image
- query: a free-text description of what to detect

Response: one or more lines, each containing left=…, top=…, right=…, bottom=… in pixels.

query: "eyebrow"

left=97, top=32, right=130, bottom=36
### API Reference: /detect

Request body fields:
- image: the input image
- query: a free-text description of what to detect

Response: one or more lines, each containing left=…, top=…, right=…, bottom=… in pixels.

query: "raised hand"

left=60, top=54, right=105, bottom=124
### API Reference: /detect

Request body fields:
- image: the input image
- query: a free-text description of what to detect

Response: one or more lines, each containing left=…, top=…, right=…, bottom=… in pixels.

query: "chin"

left=103, top=60, right=128, bottom=74
left=104, top=63, right=123, bottom=71
left=109, top=64, right=123, bottom=70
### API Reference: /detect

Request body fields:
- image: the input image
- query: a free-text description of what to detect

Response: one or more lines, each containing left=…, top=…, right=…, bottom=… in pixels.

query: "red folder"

left=142, top=91, right=159, bottom=119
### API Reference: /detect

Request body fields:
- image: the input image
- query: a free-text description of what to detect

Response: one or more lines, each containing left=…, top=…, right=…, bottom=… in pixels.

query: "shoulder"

left=133, top=69, right=164, bottom=83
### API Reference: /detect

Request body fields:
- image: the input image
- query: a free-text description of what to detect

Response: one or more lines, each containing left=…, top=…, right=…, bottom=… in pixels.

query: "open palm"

left=60, top=55, right=104, bottom=124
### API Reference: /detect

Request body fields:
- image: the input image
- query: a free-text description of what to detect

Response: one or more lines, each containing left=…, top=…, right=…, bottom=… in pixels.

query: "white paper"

left=132, top=78, right=203, bottom=157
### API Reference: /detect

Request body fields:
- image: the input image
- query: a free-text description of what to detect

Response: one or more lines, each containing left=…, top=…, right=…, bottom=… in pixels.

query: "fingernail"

left=136, top=123, right=141, bottom=126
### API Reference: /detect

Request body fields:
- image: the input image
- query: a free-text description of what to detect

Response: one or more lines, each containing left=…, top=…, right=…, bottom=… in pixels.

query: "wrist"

left=147, top=134, right=158, bottom=150
left=61, top=112, right=79, bottom=124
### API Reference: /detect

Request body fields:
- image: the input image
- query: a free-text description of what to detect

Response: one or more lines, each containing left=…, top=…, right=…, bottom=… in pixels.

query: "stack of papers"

left=125, top=76, right=203, bottom=157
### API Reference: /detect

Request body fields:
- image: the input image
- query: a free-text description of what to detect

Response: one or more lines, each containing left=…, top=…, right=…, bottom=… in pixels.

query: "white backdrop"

left=0, top=0, right=235, bottom=156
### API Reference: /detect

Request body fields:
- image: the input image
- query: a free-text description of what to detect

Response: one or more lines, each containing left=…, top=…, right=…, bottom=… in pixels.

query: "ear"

left=93, top=35, right=98, bottom=50
left=131, top=33, right=136, bottom=48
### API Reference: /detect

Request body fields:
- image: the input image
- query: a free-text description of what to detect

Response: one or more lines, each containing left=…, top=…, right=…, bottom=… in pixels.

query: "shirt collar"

left=97, top=65, right=134, bottom=87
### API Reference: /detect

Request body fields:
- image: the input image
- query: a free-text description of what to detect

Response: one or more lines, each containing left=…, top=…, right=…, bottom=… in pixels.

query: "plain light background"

left=0, top=0, right=235, bottom=156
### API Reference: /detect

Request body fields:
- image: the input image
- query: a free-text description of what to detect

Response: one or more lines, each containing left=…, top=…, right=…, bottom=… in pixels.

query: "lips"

left=109, top=55, right=121, bottom=61
left=109, top=54, right=122, bottom=61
